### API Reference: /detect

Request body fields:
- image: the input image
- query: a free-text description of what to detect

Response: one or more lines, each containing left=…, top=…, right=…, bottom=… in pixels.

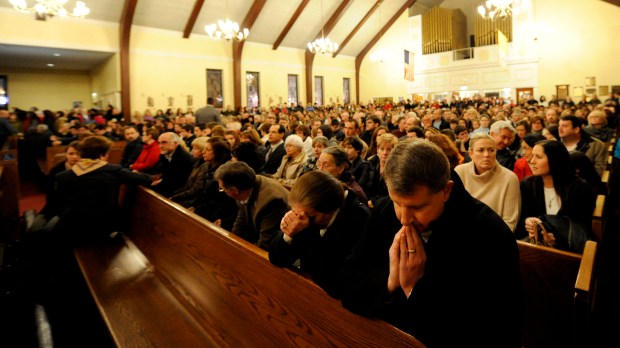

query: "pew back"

left=76, top=187, right=423, bottom=347
left=518, top=239, right=597, bottom=347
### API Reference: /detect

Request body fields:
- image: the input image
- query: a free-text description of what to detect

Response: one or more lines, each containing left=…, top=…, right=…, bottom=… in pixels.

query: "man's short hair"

left=214, top=161, right=256, bottom=191
left=346, top=119, right=360, bottom=130
left=384, top=140, right=450, bottom=195
left=490, top=120, right=516, bottom=134
left=195, top=123, right=207, bottom=131
left=341, top=136, right=364, bottom=153
left=274, top=124, right=286, bottom=134
left=78, top=135, right=112, bottom=159
left=182, top=124, right=194, bottom=132
left=207, top=97, right=214, bottom=105
left=407, top=126, right=425, bottom=138
left=369, top=116, right=381, bottom=125
left=560, top=115, right=583, bottom=129
left=454, top=125, right=468, bottom=134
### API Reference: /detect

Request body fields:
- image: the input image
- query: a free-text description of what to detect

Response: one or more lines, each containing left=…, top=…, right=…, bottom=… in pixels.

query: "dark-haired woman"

left=517, top=140, right=594, bottom=252
left=269, top=170, right=370, bottom=299
left=193, top=136, right=238, bottom=230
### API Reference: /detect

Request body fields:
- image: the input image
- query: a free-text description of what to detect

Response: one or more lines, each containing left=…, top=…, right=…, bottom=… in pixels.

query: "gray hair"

left=321, top=146, right=351, bottom=169
left=384, top=139, right=450, bottom=195
left=285, top=134, right=304, bottom=149
left=312, top=136, right=330, bottom=147
left=490, top=120, right=515, bottom=135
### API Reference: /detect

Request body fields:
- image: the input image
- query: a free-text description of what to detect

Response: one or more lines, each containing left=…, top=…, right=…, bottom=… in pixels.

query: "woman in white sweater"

left=454, top=133, right=521, bottom=231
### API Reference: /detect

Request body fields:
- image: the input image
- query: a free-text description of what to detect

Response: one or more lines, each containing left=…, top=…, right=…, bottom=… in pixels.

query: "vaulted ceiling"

left=0, top=0, right=444, bottom=70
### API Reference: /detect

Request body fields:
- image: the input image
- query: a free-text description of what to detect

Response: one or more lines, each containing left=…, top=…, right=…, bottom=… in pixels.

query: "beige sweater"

left=454, top=161, right=521, bottom=232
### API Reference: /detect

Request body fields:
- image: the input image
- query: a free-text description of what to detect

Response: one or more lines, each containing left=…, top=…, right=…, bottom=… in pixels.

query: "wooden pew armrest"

left=575, top=240, right=597, bottom=297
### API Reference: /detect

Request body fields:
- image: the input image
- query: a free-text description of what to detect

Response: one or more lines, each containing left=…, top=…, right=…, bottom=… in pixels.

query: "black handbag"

left=538, top=214, right=590, bottom=254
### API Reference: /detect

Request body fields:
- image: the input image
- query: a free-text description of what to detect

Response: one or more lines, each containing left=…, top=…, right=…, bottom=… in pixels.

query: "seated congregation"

left=17, top=93, right=616, bottom=347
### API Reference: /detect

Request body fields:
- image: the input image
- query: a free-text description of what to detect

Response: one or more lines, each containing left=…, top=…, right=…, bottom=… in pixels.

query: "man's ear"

left=442, top=180, right=454, bottom=202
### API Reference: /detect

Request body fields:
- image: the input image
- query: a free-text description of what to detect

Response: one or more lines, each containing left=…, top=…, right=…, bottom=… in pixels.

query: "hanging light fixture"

left=204, top=0, right=249, bottom=42
left=9, top=0, right=90, bottom=21
left=369, top=3, right=386, bottom=63
left=477, top=0, right=521, bottom=20
left=307, top=0, right=338, bottom=54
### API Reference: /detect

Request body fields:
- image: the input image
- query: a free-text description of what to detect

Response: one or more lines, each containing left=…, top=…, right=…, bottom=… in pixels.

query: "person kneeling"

left=269, top=171, right=370, bottom=299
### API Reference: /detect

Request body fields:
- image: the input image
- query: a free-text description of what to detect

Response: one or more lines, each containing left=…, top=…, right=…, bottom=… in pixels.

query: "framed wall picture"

left=585, top=87, right=597, bottom=96
left=556, top=84, right=569, bottom=100
left=585, top=76, right=596, bottom=87
left=573, top=87, right=583, bottom=97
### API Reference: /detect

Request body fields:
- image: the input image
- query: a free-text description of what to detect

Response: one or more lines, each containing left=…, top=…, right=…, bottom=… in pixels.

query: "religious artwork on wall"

left=168, top=97, right=174, bottom=107
left=187, top=95, right=193, bottom=107
left=147, top=96, right=154, bottom=107
left=585, top=76, right=596, bottom=87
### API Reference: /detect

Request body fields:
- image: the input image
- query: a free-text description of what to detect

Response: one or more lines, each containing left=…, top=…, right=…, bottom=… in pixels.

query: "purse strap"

left=534, top=221, right=553, bottom=247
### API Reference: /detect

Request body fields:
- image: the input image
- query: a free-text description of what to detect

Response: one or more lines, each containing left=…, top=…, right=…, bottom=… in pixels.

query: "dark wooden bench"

left=0, top=149, right=20, bottom=240
left=75, top=187, right=424, bottom=347
left=44, top=141, right=126, bottom=175
left=518, top=239, right=597, bottom=348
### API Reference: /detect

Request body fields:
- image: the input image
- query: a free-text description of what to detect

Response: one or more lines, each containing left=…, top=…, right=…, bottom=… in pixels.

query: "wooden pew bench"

left=518, top=240, right=597, bottom=348
left=75, top=187, right=424, bottom=348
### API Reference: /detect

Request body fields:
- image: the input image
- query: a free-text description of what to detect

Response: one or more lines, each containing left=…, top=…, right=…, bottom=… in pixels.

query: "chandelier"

left=477, top=0, right=520, bottom=20
left=307, top=0, right=338, bottom=54
left=205, top=19, right=249, bottom=41
left=204, top=0, right=248, bottom=42
left=9, top=0, right=90, bottom=20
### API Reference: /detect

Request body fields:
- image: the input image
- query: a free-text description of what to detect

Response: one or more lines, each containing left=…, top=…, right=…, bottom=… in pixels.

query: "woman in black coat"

left=517, top=140, right=594, bottom=252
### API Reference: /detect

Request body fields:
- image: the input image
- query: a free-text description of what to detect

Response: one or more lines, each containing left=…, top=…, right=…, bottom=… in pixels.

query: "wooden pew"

left=592, top=194, right=605, bottom=242
left=518, top=240, right=597, bottom=348
left=75, top=187, right=424, bottom=348
left=44, top=141, right=126, bottom=175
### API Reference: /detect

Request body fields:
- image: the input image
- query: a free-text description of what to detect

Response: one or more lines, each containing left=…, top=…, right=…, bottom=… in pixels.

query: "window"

left=343, top=78, right=350, bottom=105
left=314, top=76, right=324, bottom=106
left=206, top=69, right=223, bottom=108
left=246, top=71, right=260, bottom=108
left=288, top=74, right=298, bottom=105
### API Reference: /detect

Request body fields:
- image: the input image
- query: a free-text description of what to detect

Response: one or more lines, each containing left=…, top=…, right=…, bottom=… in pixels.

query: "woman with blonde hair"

left=455, top=133, right=521, bottom=231
left=365, top=133, right=398, bottom=207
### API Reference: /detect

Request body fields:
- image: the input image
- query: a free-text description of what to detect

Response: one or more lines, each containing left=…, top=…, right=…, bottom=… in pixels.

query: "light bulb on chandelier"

left=9, top=0, right=90, bottom=20
left=307, top=0, right=338, bottom=54
left=204, top=0, right=249, bottom=42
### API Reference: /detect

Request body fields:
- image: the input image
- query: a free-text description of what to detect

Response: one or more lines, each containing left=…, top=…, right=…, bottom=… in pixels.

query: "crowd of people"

left=12, top=90, right=620, bottom=347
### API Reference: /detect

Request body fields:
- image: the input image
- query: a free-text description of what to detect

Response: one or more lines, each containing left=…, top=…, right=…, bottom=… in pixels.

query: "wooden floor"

left=2, top=178, right=620, bottom=347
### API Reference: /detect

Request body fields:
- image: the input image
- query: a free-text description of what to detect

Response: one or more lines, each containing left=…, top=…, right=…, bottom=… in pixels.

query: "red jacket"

left=131, top=141, right=160, bottom=172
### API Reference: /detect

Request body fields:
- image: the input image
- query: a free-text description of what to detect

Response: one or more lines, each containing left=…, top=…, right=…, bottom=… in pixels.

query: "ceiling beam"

left=355, top=0, right=416, bottom=104
left=183, top=0, right=205, bottom=39
left=332, top=0, right=383, bottom=58
left=272, top=0, right=310, bottom=50
left=233, top=0, right=267, bottom=110
left=305, top=0, right=353, bottom=106
left=120, top=0, right=138, bottom=122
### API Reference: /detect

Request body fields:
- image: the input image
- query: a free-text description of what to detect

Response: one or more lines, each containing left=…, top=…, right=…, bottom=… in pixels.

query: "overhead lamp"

left=307, top=0, right=338, bottom=54
left=9, top=0, right=90, bottom=21
left=204, top=0, right=249, bottom=42
left=477, top=0, right=520, bottom=20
